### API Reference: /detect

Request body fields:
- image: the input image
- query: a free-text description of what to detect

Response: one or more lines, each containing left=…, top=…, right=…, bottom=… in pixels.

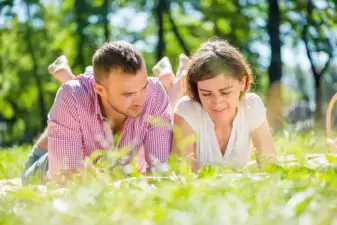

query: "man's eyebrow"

left=121, top=81, right=149, bottom=95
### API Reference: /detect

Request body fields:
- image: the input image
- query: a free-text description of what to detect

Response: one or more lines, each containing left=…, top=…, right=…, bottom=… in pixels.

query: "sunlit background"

left=0, top=0, right=336, bottom=146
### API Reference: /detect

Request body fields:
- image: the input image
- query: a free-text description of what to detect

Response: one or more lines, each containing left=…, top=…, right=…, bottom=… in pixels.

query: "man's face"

left=95, top=65, right=149, bottom=118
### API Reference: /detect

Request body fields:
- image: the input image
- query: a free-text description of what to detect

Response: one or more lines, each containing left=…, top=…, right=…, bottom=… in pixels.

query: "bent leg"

left=22, top=128, right=48, bottom=175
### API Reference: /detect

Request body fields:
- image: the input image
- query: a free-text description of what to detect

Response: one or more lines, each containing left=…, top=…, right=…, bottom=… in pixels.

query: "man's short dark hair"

left=92, top=41, right=143, bottom=82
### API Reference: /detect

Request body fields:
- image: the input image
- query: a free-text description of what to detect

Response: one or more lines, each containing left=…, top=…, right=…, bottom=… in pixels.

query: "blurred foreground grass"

left=1, top=130, right=337, bottom=225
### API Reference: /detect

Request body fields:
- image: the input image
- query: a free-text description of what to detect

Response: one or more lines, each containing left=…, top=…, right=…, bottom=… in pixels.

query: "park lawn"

left=1, top=130, right=337, bottom=225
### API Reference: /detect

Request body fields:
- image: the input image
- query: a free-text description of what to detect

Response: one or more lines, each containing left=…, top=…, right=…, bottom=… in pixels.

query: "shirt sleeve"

left=143, top=81, right=173, bottom=171
left=47, top=83, right=83, bottom=178
left=247, top=93, right=267, bottom=132
left=174, top=96, right=199, bottom=132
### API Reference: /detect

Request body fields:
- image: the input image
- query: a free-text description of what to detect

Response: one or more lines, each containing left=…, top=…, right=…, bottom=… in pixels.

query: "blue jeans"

left=22, top=146, right=48, bottom=185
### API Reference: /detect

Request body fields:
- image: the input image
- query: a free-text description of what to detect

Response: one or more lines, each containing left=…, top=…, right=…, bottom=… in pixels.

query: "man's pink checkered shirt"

left=47, top=75, right=172, bottom=178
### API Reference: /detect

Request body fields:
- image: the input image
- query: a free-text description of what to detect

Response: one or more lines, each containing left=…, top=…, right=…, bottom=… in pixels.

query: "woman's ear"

left=240, top=75, right=248, bottom=92
left=93, top=82, right=106, bottom=97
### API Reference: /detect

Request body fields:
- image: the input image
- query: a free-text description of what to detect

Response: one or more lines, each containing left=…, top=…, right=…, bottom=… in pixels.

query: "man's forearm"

left=36, top=128, right=48, bottom=150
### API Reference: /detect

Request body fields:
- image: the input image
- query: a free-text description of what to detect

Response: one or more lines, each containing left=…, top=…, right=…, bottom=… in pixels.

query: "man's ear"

left=93, top=82, right=106, bottom=97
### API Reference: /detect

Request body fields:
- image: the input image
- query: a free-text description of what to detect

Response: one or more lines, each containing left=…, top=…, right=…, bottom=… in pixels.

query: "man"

left=24, top=41, right=173, bottom=181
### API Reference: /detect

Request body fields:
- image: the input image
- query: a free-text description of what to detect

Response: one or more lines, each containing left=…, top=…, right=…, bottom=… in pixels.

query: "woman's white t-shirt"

left=174, top=93, right=266, bottom=168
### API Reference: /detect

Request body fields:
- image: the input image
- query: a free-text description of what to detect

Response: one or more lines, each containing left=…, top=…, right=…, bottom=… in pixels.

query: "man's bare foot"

left=48, top=55, right=75, bottom=84
left=152, top=57, right=175, bottom=91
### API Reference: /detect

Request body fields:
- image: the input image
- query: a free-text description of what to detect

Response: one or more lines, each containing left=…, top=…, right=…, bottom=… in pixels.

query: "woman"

left=172, top=39, right=276, bottom=172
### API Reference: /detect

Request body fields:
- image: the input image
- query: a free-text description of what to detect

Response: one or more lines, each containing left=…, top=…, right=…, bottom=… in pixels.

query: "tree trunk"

left=103, top=0, right=110, bottom=42
left=301, top=0, right=332, bottom=124
left=155, top=0, right=166, bottom=61
left=24, top=2, right=47, bottom=129
left=267, top=0, right=283, bottom=131
left=314, top=76, right=322, bottom=124
left=166, top=3, right=190, bottom=56
left=74, top=0, right=86, bottom=69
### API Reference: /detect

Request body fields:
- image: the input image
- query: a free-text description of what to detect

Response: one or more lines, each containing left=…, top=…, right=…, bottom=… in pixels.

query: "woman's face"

left=197, top=74, right=246, bottom=121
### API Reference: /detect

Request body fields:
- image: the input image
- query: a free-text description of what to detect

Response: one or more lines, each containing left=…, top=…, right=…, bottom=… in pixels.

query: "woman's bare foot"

left=152, top=56, right=175, bottom=91
left=166, top=54, right=191, bottom=108
left=176, top=54, right=191, bottom=78
left=153, top=55, right=191, bottom=108
left=48, top=55, right=75, bottom=84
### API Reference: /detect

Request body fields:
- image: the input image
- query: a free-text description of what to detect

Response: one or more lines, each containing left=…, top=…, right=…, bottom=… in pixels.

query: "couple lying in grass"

left=22, top=38, right=276, bottom=184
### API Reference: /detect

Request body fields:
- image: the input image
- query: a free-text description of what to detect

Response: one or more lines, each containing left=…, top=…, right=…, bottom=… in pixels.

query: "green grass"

left=0, top=145, right=29, bottom=180
left=1, top=130, right=337, bottom=225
